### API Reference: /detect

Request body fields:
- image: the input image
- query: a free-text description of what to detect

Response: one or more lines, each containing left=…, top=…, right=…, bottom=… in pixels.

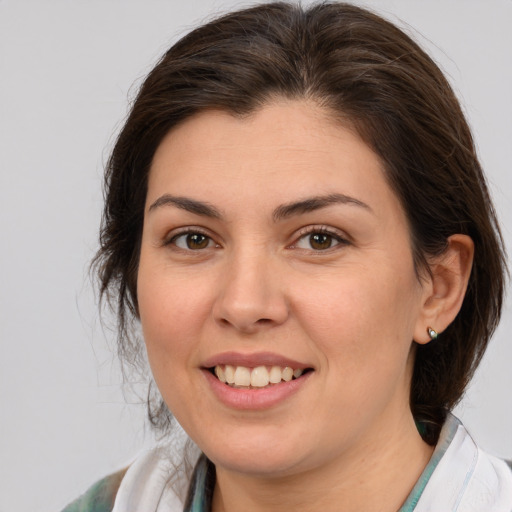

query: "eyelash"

left=163, top=225, right=350, bottom=252
left=164, top=228, right=219, bottom=251
left=291, top=226, right=350, bottom=252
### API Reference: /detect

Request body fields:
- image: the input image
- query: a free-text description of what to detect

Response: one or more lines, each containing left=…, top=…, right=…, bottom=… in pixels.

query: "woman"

left=64, top=2, right=511, bottom=511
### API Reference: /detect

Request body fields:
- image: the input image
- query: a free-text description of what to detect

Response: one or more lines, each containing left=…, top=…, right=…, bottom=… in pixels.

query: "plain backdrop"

left=1, top=1, right=511, bottom=511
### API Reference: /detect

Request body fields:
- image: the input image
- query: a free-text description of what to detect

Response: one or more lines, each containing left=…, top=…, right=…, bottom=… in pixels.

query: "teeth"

left=224, top=365, right=235, bottom=384
left=215, top=366, right=226, bottom=383
left=213, top=364, right=307, bottom=387
left=282, top=367, right=293, bottom=382
left=250, top=366, right=269, bottom=387
left=234, top=366, right=251, bottom=386
left=269, top=366, right=282, bottom=384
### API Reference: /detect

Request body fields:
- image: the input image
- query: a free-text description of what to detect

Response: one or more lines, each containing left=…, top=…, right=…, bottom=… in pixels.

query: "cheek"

left=292, top=263, right=421, bottom=374
left=137, top=265, right=212, bottom=373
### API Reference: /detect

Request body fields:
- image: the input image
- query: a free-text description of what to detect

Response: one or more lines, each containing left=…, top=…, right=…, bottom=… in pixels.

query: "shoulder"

left=459, top=449, right=512, bottom=511
left=415, top=414, right=512, bottom=511
left=450, top=422, right=512, bottom=511
left=61, top=468, right=128, bottom=512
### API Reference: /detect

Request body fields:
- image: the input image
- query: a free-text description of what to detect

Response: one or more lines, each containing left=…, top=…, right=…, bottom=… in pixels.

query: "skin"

left=137, top=100, right=473, bottom=512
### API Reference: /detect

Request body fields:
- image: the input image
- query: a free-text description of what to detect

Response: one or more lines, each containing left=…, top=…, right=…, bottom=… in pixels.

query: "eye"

left=293, top=229, right=347, bottom=251
left=170, top=232, right=216, bottom=250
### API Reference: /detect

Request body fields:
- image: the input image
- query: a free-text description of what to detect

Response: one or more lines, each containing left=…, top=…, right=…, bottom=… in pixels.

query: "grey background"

left=1, top=1, right=510, bottom=511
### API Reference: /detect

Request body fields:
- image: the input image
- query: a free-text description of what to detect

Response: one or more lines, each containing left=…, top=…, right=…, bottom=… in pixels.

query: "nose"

left=212, top=249, right=289, bottom=334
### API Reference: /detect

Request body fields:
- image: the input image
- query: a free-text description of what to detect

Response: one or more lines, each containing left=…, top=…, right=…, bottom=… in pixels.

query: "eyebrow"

left=148, top=192, right=371, bottom=221
left=272, top=193, right=372, bottom=221
left=148, top=195, right=222, bottom=218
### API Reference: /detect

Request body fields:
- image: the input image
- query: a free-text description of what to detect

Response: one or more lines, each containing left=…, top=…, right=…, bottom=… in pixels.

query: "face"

left=137, top=101, right=430, bottom=477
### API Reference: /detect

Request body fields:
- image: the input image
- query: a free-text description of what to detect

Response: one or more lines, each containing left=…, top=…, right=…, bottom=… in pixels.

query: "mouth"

left=209, top=365, right=313, bottom=389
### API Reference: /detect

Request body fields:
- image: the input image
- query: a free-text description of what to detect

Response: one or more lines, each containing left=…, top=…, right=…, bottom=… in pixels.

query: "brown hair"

left=94, top=1, right=507, bottom=444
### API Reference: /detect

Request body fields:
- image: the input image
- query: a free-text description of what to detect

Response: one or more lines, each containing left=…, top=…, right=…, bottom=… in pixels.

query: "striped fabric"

left=62, top=415, right=512, bottom=511
left=61, top=468, right=128, bottom=512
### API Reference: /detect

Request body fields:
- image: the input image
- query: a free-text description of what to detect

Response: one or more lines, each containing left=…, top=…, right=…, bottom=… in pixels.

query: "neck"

left=211, top=411, right=433, bottom=512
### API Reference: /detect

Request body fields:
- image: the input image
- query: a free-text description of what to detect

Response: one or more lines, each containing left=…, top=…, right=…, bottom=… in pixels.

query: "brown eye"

left=187, top=233, right=210, bottom=249
left=294, top=229, right=347, bottom=251
left=173, top=232, right=214, bottom=250
left=309, top=233, right=333, bottom=250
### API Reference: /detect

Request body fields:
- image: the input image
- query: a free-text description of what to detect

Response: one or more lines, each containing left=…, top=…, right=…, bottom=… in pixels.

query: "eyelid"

left=162, top=226, right=220, bottom=249
left=289, top=225, right=350, bottom=250
left=160, top=224, right=349, bottom=251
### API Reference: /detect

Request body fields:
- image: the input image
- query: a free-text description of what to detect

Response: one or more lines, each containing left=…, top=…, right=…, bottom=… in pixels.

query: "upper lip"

left=201, top=351, right=312, bottom=370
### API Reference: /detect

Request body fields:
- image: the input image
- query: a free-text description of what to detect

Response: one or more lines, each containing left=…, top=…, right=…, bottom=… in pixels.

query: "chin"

left=196, top=428, right=317, bottom=478
left=209, top=450, right=305, bottom=478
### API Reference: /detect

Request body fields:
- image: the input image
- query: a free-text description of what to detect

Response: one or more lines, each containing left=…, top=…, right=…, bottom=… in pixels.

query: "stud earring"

left=427, top=327, right=438, bottom=340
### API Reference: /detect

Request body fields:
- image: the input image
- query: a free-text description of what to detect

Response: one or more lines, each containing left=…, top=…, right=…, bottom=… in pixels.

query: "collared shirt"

left=63, top=414, right=512, bottom=511
left=185, top=415, right=512, bottom=512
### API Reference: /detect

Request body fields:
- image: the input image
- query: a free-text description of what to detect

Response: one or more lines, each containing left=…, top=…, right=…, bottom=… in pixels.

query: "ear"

left=414, top=234, right=474, bottom=344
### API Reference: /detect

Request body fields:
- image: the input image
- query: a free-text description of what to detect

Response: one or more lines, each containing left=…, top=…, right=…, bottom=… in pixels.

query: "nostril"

left=216, top=315, right=277, bottom=333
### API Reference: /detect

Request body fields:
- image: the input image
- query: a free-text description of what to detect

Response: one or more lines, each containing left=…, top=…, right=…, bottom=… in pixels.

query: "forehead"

left=147, top=100, right=399, bottom=219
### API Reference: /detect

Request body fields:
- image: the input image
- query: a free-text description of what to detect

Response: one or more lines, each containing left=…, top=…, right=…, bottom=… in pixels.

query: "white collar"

left=113, top=429, right=199, bottom=512
left=413, top=413, right=512, bottom=511
left=113, top=414, right=512, bottom=512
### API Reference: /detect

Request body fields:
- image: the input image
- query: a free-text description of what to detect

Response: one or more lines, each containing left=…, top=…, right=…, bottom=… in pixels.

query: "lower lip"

left=202, top=369, right=312, bottom=410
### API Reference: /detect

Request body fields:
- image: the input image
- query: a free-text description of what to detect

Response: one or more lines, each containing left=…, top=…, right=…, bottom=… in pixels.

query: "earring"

left=427, top=327, right=438, bottom=340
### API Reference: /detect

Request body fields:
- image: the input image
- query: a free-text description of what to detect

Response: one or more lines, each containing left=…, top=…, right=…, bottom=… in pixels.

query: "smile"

left=212, top=365, right=308, bottom=388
